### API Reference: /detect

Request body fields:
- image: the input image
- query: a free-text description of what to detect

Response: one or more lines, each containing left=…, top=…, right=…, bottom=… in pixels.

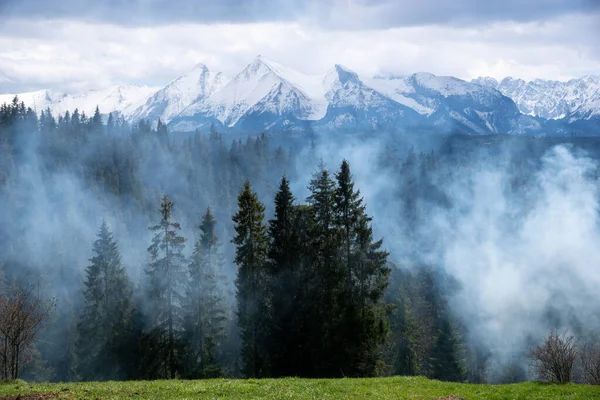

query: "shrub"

left=579, top=343, right=600, bottom=385
left=529, top=330, right=577, bottom=383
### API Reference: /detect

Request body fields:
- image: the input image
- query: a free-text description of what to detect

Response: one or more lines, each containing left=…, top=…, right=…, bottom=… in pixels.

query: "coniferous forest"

left=2, top=97, right=600, bottom=384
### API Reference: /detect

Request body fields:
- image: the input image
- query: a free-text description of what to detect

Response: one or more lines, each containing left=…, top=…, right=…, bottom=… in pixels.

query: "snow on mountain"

left=364, top=72, right=520, bottom=134
left=130, top=63, right=227, bottom=123
left=314, top=65, right=426, bottom=130
left=172, top=59, right=515, bottom=133
left=63, top=85, right=159, bottom=117
left=6, top=56, right=597, bottom=135
left=366, top=75, right=436, bottom=115
left=0, top=89, right=64, bottom=113
left=472, top=75, right=600, bottom=121
left=173, top=55, right=328, bottom=130
left=0, top=85, right=159, bottom=118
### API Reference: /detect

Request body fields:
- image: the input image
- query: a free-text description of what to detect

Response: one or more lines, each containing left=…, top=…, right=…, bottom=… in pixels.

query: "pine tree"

left=91, top=106, right=102, bottom=133
left=332, top=160, right=390, bottom=376
left=156, top=118, right=169, bottom=147
left=40, top=108, right=56, bottom=133
left=266, top=176, right=300, bottom=376
left=351, top=213, right=390, bottom=376
left=76, top=221, right=136, bottom=380
left=232, top=181, right=270, bottom=377
left=334, top=160, right=364, bottom=293
left=107, top=112, right=115, bottom=134
left=432, top=317, right=465, bottom=382
left=306, top=166, right=345, bottom=376
left=146, top=194, right=187, bottom=379
left=184, top=207, right=228, bottom=378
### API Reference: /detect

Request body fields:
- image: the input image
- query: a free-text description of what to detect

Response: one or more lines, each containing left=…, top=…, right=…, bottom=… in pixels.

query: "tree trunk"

left=14, top=344, right=19, bottom=380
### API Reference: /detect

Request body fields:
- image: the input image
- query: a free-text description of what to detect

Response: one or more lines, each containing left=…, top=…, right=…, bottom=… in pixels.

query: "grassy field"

left=1, top=376, right=599, bottom=399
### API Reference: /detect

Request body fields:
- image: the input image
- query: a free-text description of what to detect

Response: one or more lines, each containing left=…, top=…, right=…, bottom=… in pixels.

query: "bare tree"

left=0, top=284, right=55, bottom=379
left=529, top=330, right=577, bottom=383
left=579, top=343, right=600, bottom=385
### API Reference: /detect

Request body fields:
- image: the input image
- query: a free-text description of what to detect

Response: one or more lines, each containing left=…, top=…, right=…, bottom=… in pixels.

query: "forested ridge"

left=1, top=97, right=599, bottom=384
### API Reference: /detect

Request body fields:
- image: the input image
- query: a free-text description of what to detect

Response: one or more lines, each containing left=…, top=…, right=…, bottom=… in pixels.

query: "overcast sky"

left=0, top=0, right=599, bottom=93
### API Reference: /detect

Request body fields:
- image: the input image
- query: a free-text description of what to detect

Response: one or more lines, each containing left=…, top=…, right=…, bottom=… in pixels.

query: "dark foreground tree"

left=334, top=160, right=391, bottom=376
left=432, top=317, right=465, bottom=382
left=266, top=176, right=301, bottom=376
left=184, top=207, right=228, bottom=378
left=232, top=181, right=270, bottom=378
left=146, top=195, right=187, bottom=379
left=305, top=166, right=343, bottom=376
left=76, top=221, right=137, bottom=381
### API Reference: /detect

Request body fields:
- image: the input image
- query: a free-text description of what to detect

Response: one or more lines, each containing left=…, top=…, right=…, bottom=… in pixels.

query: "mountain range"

left=1, top=55, right=599, bottom=136
left=471, top=76, right=600, bottom=122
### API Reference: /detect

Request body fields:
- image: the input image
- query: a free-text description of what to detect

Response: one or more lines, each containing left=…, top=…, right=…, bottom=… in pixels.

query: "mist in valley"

left=0, top=96, right=599, bottom=383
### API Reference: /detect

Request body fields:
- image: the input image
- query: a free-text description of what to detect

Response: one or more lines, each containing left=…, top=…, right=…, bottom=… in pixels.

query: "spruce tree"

left=334, top=160, right=364, bottom=292
left=146, top=194, right=187, bottom=379
left=232, top=181, right=270, bottom=378
left=432, top=317, right=466, bottom=382
left=76, top=221, right=135, bottom=380
left=332, top=160, right=390, bottom=376
left=107, top=112, right=115, bottom=134
left=306, top=166, right=345, bottom=376
left=352, top=213, right=390, bottom=375
left=156, top=118, right=169, bottom=147
left=184, top=207, right=228, bottom=378
left=266, top=176, right=300, bottom=376
left=91, top=106, right=102, bottom=133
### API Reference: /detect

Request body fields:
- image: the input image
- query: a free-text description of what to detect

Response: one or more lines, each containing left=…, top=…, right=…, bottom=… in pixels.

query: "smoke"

left=438, top=144, right=600, bottom=378
left=296, top=134, right=600, bottom=380
left=3, top=101, right=600, bottom=382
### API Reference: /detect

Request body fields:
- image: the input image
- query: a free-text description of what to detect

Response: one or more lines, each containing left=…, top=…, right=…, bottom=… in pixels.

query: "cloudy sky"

left=0, top=0, right=599, bottom=93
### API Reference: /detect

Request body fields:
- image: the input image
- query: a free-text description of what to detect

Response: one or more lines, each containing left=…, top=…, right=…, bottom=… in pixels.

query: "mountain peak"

left=251, top=55, right=288, bottom=74
left=191, top=63, right=209, bottom=73
left=11, top=56, right=598, bottom=134
left=331, top=64, right=359, bottom=85
left=472, top=77, right=499, bottom=87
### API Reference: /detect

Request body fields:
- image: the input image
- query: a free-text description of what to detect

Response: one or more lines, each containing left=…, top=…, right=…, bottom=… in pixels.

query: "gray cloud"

left=0, top=0, right=598, bottom=94
left=0, top=0, right=598, bottom=28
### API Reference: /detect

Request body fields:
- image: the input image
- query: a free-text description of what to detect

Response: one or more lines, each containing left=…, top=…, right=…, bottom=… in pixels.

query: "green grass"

left=0, top=376, right=599, bottom=399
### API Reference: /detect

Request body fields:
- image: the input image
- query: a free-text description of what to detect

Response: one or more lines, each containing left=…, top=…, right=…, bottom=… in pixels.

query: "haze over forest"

left=1, top=0, right=600, bottom=386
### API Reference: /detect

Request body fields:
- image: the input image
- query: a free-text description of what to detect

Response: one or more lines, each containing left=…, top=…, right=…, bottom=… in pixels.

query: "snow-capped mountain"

left=170, top=56, right=330, bottom=131
left=364, top=72, right=523, bottom=134
left=169, top=56, right=530, bottom=134
left=315, top=65, right=424, bottom=131
left=0, top=85, right=159, bottom=118
left=130, top=63, right=227, bottom=123
left=472, top=75, right=600, bottom=121
left=3, top=56, right=599, bottom=135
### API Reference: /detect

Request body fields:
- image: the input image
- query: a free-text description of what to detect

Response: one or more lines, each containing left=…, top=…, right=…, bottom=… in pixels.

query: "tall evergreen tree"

left=232, top=181, right=270, bottom=377
left=91, top=106, right=103, bottom=133
left=184, top=207, right=228, bottom=378
left=146, top=194, right=187, bottom=379
left=305, top=166, right=345, bottom=376
left=106, top=112, right=115, bottom=134
left=331, top=160, right=390, bottom=376
left=432, top=317, right=466, bottom=382
left=351, top=211, right=390, bottom=375
left=76, top=221, right=136, bottom=380
left=266, top=176, right=300, bottom=376
left=156, top=118, right=169, bottom=147
left=334, top=160, right=364, bottom=292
